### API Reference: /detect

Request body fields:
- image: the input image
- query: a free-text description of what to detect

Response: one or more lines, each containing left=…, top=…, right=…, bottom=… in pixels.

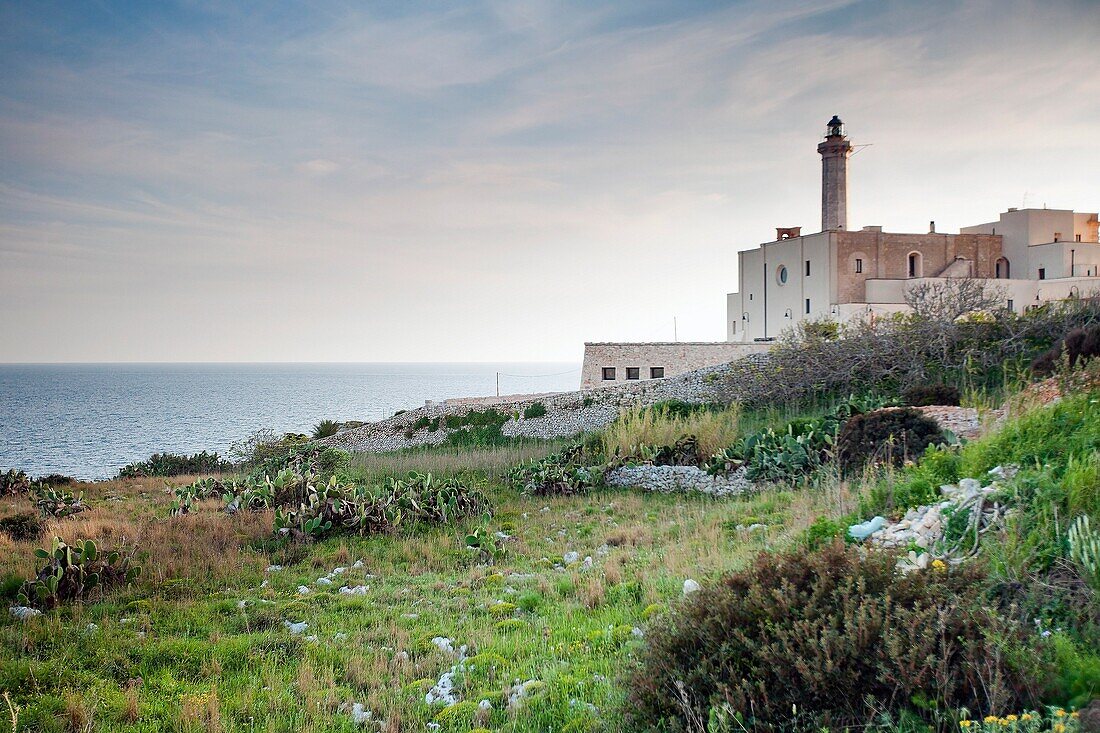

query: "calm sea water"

left=0, top=363, right=580, bottom=480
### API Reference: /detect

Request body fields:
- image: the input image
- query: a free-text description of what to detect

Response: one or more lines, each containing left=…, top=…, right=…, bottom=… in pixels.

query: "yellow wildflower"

left=1053, top=724, right=1065, bottom=733
left=959, top=721, right=972, bottom=729
left=1021, top=714, right=1033, bottom=721
left=1005, top=715, right=1018, bottom=722
left=1055, top=709, right=1067, bottom=717
left=931, top=559, right=947, bottom=571
left=1071, top=711, right=1079, bottom=719
left=984, top=716, right=999, bottom=724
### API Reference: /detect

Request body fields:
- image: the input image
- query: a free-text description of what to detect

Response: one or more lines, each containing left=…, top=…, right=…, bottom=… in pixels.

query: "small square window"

left=805, top=260, right=811, bottom=277
left=855, top=258, right=863, bottom=274
left=650, top=367, right=665, bottom=379
left=1053, top=232, right=1062, bottom=242
left=626, top=367, right=640, bottom=380
left=602, top=367, right=616, bottom=381
left=1038, top=268, right=1046, bottom=280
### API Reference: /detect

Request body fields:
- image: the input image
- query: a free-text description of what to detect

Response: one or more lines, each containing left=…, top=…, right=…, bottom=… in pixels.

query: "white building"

left=727, top=117, right=1100, bottom=341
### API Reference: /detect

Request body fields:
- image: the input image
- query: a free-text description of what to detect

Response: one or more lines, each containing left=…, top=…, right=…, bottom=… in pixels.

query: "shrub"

left=247, top=443, right=350, bottom=485
left=0, top=512, right=43, bottom=541
left=627, top=543, right=1047, bottom=731
left=34, top=474, right=75, bottom=487
left=1, top=468, right=31, bottom=496
left=312, top=419, right=340, bottom=439
left=523, top=402, right=548, bottom=419
left=17, top=537, right=140, bottom=609
left=837, top=408, right=944, bottom=475
left=904, top=383, right=961, bottom=407
left=117, top=451, right=232, bottom=479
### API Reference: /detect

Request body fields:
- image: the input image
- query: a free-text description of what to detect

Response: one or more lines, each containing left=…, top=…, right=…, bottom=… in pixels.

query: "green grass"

left=0, top=467, right=837, bottom=732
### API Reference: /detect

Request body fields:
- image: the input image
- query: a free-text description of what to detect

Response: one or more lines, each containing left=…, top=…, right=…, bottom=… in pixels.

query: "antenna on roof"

left=849, top=143, right=873, bottom=157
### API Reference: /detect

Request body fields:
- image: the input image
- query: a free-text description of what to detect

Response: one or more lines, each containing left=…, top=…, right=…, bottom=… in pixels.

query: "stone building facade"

left=580, top=341, right=769, bottom=390
left=728, top=117, right=1100, bottom=341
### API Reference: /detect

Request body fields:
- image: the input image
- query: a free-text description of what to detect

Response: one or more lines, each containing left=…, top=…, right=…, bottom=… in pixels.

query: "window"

left=1077, top=234, right=1083, bottom=242
left=749, top=293, right=753, bottom=301
left=805, top=260, right=811, bottom=277
left=626, top=367, right=640, bottom=380
left=855, top=258, right=863, bottom=274
left=805, top=298, right=811, bottom=314
left=601, top=367, right=616, bottom=381
left=1054, top=232, right=1062, bottom=242
left=777, top=265, right=788, bottom=285
left=908, top=252, right=922, bottom=278
left=650, top=367, right=665, bottom=379
left=1007, top=299, right=1014, bottom=312
left=1038, top=268, right=1046, bottom=280
left=995, top=257, right=1010, bottom=279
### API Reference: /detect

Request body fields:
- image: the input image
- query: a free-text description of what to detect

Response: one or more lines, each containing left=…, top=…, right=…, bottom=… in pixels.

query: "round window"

left=777, top=265, right=788, bottom=285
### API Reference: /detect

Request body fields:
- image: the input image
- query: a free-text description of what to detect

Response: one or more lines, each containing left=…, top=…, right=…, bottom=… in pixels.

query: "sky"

left=1, top=0, right=1098, bottom=363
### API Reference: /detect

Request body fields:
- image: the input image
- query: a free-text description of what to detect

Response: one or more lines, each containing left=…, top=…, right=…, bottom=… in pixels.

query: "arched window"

left=907, top=252, right=923, bottom=278
left=995, top=257, right=1010, bottom=279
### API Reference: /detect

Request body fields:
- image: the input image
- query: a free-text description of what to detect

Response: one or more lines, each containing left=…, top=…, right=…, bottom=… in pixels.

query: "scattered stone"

left=284, top=620, right=308, bottom=635
left=683, top=579, right=702, bottom=595
left=848, top=516, right=887, bottom=540
left=339, top=585, right=369, bottom=595
left=563, top=551, right=580, bottom=565
left=265, top=565, right=284, bottom=572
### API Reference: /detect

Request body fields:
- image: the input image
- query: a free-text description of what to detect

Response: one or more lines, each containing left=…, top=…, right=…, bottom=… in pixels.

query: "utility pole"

left=495, top=372, right=500, bottom=397
left=673, top=317, right=678, bottom=342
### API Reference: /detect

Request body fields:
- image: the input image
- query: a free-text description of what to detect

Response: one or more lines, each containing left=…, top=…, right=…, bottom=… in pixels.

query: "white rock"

left=9, top=606, right=42, bottom=621
left=339, top=585, right=369, bottom=595
left=430, top=636, right=455, bottom=655
left=297, top=586, right=311, bottom=595
left=284, top=620, right=308, bottom=635
left=683, top=579, right=702, bottom=595
left=349, top=702, right=373, bottom=724
left=265, top=565, right=284, bottom=572
left=316, top=577, right=333, bottom=586
left=563, top=551, right=580, bottom=564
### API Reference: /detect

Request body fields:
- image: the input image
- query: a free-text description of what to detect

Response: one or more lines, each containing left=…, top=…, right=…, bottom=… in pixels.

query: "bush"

left=626, top=543, right=1047, bottom=731
left=836, top=408, right=944, bottom=475
left=117, top=451, right=232, bottom=479
left=522, top=402, right=548, bottom=419
left=1, top=468, right=31, bottom=496
left=247, top=443, right=350, bottom=485
left=904, top=383, right=961, bottom=407
left=18, top=537, right=140, bottom=609
left=0, top=512, right=43, bottom=541
left=312, top=419, right=340, bottom=439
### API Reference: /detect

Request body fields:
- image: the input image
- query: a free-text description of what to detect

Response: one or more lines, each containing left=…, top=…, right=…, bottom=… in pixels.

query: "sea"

left=0, top=362, right=581, bottom=480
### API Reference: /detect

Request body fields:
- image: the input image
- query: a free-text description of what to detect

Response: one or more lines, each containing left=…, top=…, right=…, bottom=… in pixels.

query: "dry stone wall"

left=322, top=354, right=774, bottom=455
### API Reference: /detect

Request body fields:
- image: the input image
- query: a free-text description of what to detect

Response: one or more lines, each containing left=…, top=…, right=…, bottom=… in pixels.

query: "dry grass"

left=601, top=404, right=741, bottom=460
left=350, top=441, right=564, bottom=482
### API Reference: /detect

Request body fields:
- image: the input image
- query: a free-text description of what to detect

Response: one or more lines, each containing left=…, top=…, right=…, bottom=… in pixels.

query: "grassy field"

left=0, top=446, right=847, bottom=733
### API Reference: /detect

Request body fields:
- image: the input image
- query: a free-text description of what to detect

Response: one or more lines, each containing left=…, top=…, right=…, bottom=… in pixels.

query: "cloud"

left=0, top=0, right=1097, bottom=361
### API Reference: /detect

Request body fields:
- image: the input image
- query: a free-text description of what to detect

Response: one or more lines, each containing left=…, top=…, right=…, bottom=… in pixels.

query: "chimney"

left=929, top=220, right=936, bottom=234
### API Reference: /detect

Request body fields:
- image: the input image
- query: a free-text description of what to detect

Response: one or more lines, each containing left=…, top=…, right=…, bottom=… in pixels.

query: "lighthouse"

left=817, top=116, right=852, bottom=231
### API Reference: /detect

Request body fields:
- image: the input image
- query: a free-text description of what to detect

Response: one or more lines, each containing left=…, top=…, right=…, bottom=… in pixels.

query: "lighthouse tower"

left=817, top=116, right=852, bottom=231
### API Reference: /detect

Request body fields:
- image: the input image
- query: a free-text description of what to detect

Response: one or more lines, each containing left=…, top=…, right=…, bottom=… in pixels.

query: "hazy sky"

left=2, top=0, right=1098, bottom=363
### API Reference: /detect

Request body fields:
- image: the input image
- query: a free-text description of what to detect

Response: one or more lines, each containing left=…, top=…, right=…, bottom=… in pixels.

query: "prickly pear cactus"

left=17, top=537, right=141, bottom=609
